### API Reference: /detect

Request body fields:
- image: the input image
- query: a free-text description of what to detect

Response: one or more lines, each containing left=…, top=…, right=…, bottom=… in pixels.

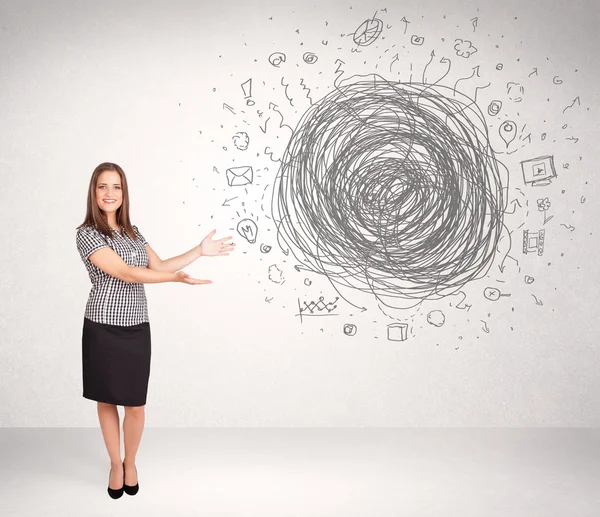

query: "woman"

left=76, top=162, right=235, bottom=499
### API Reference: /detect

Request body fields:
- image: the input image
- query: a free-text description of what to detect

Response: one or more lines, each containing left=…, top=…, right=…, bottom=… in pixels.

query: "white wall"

left=1, top=0, right=599, bottom=426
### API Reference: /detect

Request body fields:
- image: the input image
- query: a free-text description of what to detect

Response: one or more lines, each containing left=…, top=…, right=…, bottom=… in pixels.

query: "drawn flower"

left=537, top=197, right=551, bottom=211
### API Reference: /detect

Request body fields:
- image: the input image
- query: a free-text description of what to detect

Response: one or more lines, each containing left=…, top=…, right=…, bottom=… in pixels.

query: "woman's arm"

left=88, top=247, right=179, bottom=283
left=145, top=244, right=201, bottom=273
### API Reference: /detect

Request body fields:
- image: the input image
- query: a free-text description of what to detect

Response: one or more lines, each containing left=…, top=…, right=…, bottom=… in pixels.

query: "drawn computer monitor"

left=520, top=155, right=557, bottom=186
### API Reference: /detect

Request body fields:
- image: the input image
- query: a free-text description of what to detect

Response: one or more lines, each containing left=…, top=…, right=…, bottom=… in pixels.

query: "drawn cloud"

left=454, top=39, right=477, bottom=58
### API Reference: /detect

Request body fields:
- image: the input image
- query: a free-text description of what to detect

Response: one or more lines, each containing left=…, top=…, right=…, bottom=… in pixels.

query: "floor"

left=1, top=428, right=599, bottom=516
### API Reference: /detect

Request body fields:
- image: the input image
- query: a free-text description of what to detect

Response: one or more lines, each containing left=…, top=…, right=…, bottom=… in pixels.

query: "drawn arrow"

left=401, top=17, right=410, bottom=35
left=563, top=96, right=580, bottom=114
left=222, top=196, right=238, bottom=207
left=422, top=50, right=435, bottom=82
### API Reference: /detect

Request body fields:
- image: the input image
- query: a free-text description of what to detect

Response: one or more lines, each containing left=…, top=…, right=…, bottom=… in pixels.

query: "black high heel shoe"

left=107, top=464, right=124, bottom=499
left=123, top=462, right=139, bottom=496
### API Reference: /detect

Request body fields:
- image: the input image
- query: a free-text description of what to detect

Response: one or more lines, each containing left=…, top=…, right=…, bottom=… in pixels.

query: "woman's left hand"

left=199, top=229, right=236, bottom=257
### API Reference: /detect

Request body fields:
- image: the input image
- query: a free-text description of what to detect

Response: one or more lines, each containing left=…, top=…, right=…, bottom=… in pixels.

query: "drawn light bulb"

left=483, top=287, right=511, bottom=301
left=237, top=218, right=258, bottom=244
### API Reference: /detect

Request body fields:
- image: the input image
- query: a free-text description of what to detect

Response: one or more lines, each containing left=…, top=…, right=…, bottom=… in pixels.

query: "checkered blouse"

left=76, top=224, right=150, bottom=326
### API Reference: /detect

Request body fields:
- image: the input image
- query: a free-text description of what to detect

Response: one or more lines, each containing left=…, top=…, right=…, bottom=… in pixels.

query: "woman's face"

left=96, top=171, right=123, bottom=215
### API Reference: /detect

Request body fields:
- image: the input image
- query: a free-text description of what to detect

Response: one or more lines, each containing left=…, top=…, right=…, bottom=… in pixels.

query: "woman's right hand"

left=175, top=271, right=212, bottom=285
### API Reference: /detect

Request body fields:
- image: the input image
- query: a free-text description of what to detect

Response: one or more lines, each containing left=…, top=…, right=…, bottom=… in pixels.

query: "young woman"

left=76, top=162, right=235, bottom=499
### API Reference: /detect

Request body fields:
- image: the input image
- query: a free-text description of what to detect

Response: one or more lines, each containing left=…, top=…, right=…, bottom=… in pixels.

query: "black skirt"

left=82, top=317, right=151, bottom=407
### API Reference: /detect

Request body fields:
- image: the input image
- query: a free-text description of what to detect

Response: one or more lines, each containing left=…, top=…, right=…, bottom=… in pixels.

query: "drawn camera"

left=411, top=35, right=424, bottom=46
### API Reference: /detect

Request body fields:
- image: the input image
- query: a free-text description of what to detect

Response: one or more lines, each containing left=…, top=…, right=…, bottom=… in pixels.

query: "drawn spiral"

left=272, top=75, right=506, bottom=305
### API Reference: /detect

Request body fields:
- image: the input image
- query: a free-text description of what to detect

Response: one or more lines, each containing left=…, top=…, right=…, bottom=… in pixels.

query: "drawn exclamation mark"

left=241, top=78, right=255, bottom=106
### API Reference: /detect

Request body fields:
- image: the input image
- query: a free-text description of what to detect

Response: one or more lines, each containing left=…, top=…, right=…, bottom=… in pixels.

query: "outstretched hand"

left=199, top=229, right=236, bottom=257
left=175, top=271, right=212, bottom=285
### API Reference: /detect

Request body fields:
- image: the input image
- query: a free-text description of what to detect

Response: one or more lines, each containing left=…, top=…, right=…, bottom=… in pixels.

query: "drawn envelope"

left=226, top=165, right=253, bottom=187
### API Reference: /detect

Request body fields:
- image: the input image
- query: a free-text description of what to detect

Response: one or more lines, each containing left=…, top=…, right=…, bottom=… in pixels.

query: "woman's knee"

left=124, top=404, right=145, bottom=415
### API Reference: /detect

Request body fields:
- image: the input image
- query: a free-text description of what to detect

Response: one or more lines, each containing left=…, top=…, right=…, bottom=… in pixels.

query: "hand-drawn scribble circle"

left=303, top=52, right=318, bottom=64
left=268, top=52, right=286, bottom=67
left=272, top=74, right=505, bottom=306
left=487, top=100, right=502, bottom=116
left=352, top=18, right=383, bottom=47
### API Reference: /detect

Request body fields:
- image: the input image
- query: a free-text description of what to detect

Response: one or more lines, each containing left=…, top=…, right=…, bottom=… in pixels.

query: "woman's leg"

left=123, top=405, right=145, bottom=485
left=97, top=402, right=123, bottom=488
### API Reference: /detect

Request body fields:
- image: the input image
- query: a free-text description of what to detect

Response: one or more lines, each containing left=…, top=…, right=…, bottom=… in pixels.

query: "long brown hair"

left=76, top=162, right=137, bottom=240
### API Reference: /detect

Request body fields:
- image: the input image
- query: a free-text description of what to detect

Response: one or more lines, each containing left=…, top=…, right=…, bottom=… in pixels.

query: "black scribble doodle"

left=222, top=196, right=237, bottom=207
left=232, top=132, right=249, bottom=150
left=226, top=166, right=253, bottom=187
left=280, top=77, right=294, bottom=106
left=353, top=17, right=383, bottom=46
left=265, top=296, right=273, bottom=303
left=268, top=102, right=294, bottom=133
left=387, top=323, right=409, bottom=341
left=237, top=218, right=258, bottom=243
left=427, top=310, right=445, bottom=327
left=473, top=82, right=491, bottom=103
left=528, top=68, right=538, bottom=77
left=322, top=40, right=328, bottom=45
left=304, top=278, right=312, bottom=286
left=269, top=52, right=286, bottom=68
left=553, top=76, right=562, bottom=84
left=241, top=78, right=255, bottom=106
left=422, top=51, right=435, bottom=82
left=520, top=155, right=556, bottom=186
left=411, top=35, right=425, bottom=46
left=581, top=196, right=586, bottom=204
left=499, top=120, right=517, bottom=147
left=506, top=82, right=524, bottom=102
left=537, top=197, right=553, bottom=225
left=333, top=58, right=346, bottom=87
left=401, top=16, right=410, bottom=35
left=454, top=39, right=477, bottom=58
left=300, top=78, right=313, bottom=105
left=350, top=47, right=363, bottom=54
left=343, top=323, right=357, bottom=336
left=487, top=100, right=502, bottom=116
left=303, top=52, right=318, bottom=64
left=213, top=166, right=220, bottom=174
left=223, top=103, right=236, bottom=114
left=560, top=224, right=575, bottom=232
left=471, top=17, right=478, bottom=32
left=260, top=244, right=272, bottom=253
left=522, top=229, right=545, bottom=255
left=483, top=287, right=511, bottom=301
left=520, top=133, right=532, bottom=144
left=524, top=275, right=535, bottom=284
left=531, top=294, right=543, bottom=306
left=390, top=53, right=399, bottom=73
left=496, top=63, right=504, bottom=70
left=386, top=24, right=392, bottom=29
left=566, top=137, right=579, bottom=143
left=271, top=74, right=507, bottom=310
left=259, top=117, right=270, bottom=133
left=268, top=264, right=284, bottom=284
left=562, top=96, right=580, bottom=114
left=264, top=146, right=280, bottom=163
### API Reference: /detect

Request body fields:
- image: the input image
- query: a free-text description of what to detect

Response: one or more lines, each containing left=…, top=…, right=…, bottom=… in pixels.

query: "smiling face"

left=96, top=170, right=123, bottom=215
